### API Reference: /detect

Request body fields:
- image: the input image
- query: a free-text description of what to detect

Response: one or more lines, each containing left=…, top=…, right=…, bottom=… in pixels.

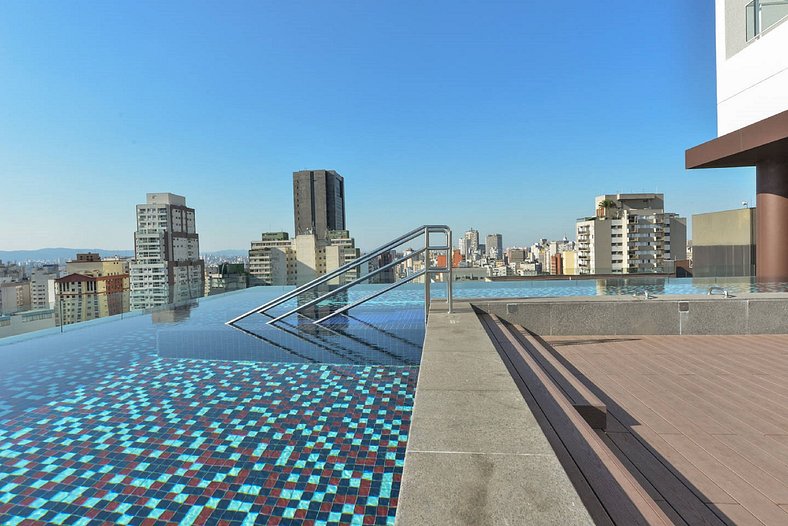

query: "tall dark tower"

left=293, top=170, right=346, bottom=239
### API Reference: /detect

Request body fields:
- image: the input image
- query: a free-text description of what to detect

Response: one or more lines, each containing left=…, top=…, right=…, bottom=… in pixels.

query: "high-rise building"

left=250, top=173, right=361, bottom=287
left=576, top=194, right=687, bottom=274
left=462, top=229, right=480, bottom=261
left=249, top=232, right=295, bottom=286
left=293, top=170, right=346, bottom=239
left=486, top=234, right=503, bottom=259
left=686, top=1, right=788, bottom=280
left=29, top=266, right=59, bottom=310
left=130, top=193, right=204, bottom=309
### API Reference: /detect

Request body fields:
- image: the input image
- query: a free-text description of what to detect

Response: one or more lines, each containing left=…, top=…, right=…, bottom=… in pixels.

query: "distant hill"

left=202, top=250, right=247, bottom=257
left=0, top=248, right=134, bottom=263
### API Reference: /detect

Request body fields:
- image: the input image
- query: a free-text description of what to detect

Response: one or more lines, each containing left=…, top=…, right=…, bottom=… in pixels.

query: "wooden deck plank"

left=713, top=434, right=788, bottom=488
left=606, top=431, right=727, bottom=525
left=659, top=434, right=788, bottom=526
left=710, top=503, right=766, bottom=526
left=632, top=426, right=737, bottom=505
left=543, top=333, right=788, bottom=525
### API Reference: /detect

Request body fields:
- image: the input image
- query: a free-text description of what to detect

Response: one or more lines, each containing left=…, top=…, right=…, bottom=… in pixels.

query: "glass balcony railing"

left=747, top=0, right=788, bottom=40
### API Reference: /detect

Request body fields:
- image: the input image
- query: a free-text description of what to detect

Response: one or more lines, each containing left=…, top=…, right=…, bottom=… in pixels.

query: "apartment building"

left=576, top=194, right=687, bottom=274
left=460, top=229, right=480, bottom=262
left=129, top=193, right=205, bottom=309
left=248, top=230, right=361, bottom=287
left=0, top=260, right=25, bottom=283
left=248, top=232, right=296, bottom=286
left=67, top=252, right=129, bottom=277
left=55, top=272, right=128, bottom=325
left=686, top=0, right=788, bottom=280
left=0, top=281, right=31, bottom=315
left=29, top=267, right=59, bottom=310
left=53, top=253, right=131, bottom=325
left=486, top=234, right=503, bottom=259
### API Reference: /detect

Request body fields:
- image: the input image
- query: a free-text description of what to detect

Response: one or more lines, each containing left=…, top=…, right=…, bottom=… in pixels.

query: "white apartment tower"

left=576, top=194, right=687, bottom=275
left=130, top=193, right=205, bottom=309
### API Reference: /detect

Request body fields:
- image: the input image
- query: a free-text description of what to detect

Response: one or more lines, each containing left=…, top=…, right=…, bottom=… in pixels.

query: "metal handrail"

left=266, top=247, right=429, bottom=324
left=708, top=286, right=730, bottom=298
left=226, top=225, right=453, bottom=326
left=314, top=269, right=427, bottom=324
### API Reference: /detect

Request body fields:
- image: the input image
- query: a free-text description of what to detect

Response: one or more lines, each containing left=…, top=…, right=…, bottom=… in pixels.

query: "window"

left=747, top=0, right=788, bottom=40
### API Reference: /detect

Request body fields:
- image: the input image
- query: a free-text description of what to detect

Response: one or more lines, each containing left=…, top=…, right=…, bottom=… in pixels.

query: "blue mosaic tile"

left=0, top=359, right=416, bottom=525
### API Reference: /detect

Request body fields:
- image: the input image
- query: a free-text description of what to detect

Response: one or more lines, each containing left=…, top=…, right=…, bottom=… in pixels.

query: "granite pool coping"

left=394, top=302, right=593, bottom=525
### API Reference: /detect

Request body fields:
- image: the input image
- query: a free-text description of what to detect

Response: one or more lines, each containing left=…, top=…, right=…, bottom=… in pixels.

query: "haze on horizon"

left=0, top=1, right=755, bottom=253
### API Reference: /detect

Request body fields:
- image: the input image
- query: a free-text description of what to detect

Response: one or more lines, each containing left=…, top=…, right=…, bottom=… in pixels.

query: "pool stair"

left=477, top=311, right=672, bottom=525
left=226, top=225, right=454, bottom=328
left=157, top=307, right=425, bottom=366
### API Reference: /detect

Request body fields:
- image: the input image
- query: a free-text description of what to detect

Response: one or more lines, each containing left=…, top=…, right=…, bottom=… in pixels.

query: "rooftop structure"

left=686, top=0, right=788, bottom=280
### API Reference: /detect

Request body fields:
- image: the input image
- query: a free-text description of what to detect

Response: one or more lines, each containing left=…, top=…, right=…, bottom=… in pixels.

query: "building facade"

left=0, top=282, right=31, bottom=315
left=686, top=1, right=788, bottom=280
left=576, top=194, right=687, bottom=275
left=462, top=229, right=480, bottom=262
left=248, top=231, right=361, bottom=287
left=129, top=193, right=205, bottom=309
left=293, top=170, right=346, bottom=239
left=692, top=207, right=757, bottom=277
left=486, top=234, right=503, bottom=259
left=29, top=266, right=59, bottom=310
left=55, top=272, right=129, bottom=325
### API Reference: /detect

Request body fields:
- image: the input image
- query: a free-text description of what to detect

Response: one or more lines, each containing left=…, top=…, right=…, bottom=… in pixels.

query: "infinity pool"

left=0, top=287, right=422, bottom=525
left=1, top=276, right=785, bottom=524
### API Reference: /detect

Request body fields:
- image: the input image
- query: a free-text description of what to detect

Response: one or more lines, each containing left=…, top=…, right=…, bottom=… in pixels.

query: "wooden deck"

left=544, top=334, right=788, bottom=526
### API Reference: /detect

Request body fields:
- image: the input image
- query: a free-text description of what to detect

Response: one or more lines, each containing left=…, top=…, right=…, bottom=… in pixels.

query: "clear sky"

left=0, top=1, right=755, bottom=252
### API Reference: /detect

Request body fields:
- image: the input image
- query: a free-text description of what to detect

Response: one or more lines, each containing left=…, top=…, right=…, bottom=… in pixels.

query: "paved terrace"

left=397, top=295, right=788, bottom=525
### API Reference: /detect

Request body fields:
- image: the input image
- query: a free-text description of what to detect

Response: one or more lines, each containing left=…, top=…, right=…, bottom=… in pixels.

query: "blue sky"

left=0, top=1, right=754, bottom=252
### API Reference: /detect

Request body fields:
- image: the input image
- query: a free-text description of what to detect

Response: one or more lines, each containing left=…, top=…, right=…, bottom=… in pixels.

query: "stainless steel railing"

left=226, top=225, right=453, bottom=326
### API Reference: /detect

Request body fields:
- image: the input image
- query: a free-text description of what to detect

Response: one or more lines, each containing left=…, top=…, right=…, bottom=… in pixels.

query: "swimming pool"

left=2, top=276, right=786, bottom=524
left=0, top=287, right=423, bottom=525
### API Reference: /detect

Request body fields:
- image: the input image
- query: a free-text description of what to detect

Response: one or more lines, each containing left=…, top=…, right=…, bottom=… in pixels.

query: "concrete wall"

left=692, top=208, right=756, bottom=277
left=717, top=0, right=788, bottom=134
left=669, top=216, right=688, bottom=261
left=476, top=295, right=788, bottom=335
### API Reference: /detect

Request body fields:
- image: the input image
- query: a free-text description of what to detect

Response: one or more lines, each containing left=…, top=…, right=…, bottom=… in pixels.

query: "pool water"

left=2, top=276, right=787, bottom=524
left=0, top=287, right=424, bottom=525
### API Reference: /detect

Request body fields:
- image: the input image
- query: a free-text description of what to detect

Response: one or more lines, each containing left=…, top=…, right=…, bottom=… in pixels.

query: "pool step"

left=510, top=323, right=607, bottom=430
left=478, top=311, right=671, bottom=526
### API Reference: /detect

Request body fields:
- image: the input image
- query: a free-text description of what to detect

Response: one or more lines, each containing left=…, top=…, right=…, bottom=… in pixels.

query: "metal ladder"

left=226, top=225, right=453, bottom=327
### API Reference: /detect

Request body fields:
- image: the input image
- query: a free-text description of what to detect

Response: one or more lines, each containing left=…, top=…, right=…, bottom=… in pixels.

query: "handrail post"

left=447, top=228, right=453, bottom=313
left=424, top=226, right=431, bottom=322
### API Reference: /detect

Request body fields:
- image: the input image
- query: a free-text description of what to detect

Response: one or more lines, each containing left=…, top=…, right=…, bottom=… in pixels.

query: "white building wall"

left=716, top=0, right=788, bottom=134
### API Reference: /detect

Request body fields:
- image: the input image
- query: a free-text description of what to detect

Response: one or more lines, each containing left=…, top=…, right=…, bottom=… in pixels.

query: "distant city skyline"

left=0, top=2, right=755, bottom=252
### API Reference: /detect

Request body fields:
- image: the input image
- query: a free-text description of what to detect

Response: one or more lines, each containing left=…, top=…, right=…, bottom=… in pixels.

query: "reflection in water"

left=151, top=300, right=199, bottom=324
left=295, top=285, right=349, bottom=331
left=599, top=277, right=666, bottom=296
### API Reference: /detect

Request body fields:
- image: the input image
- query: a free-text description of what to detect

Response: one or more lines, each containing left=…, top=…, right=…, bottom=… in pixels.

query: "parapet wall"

left=474, top=294, right=788, bottom=335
